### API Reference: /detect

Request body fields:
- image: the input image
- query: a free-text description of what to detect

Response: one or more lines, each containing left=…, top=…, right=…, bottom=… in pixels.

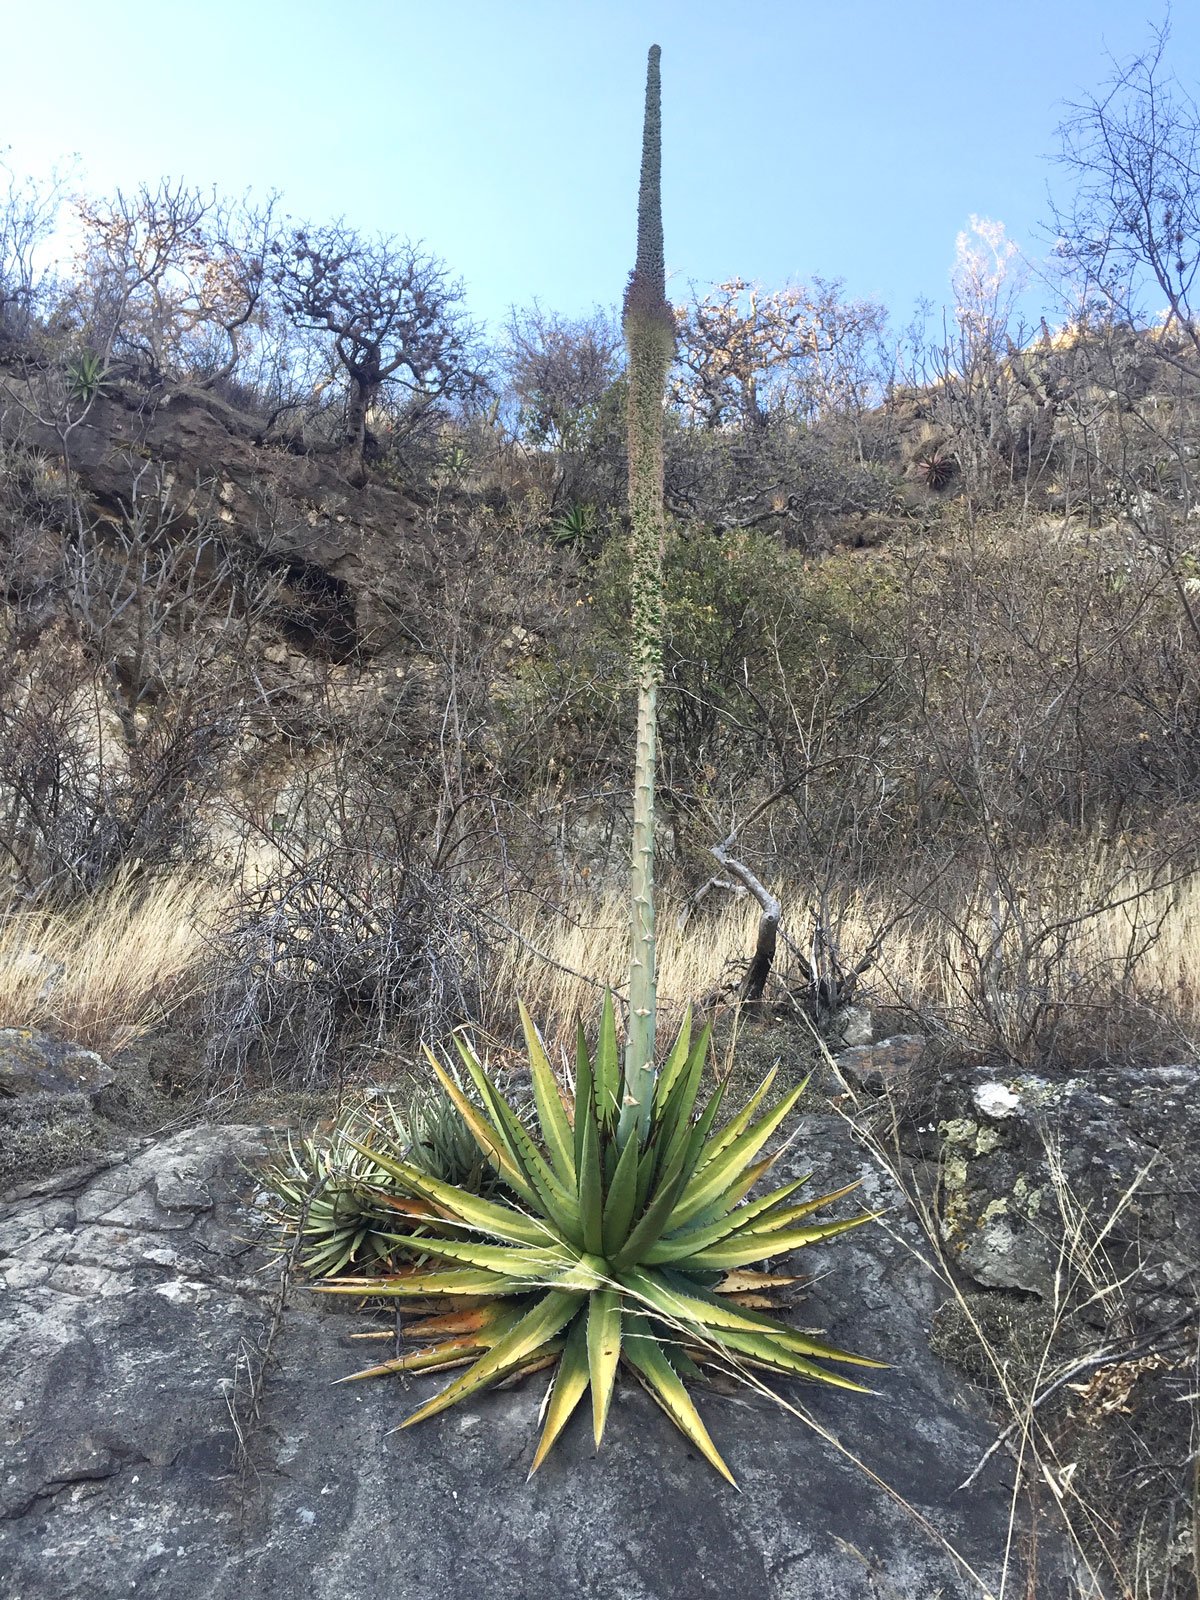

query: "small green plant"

left=318, top=998, right=879, bottom=1482
left=263, top=1087, right=503, bottom=1277
left=66, top=350, right=113, bottom=405
left=435, top=441, right=470, bottom=490
left=549, top=501, right=600, bottom=549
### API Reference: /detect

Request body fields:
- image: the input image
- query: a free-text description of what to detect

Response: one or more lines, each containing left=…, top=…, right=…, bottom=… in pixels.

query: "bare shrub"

left=0, top=456, right=276, bottom=899
left=204, top=799, right=489, bottom=1094
left=497, top=302, right=624, bottom=509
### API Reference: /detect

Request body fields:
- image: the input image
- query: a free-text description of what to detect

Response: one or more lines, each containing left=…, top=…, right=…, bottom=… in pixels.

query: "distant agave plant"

left=913, top=444, right=957, bottom=491
left=549, top=501, right=600, bottom=549
left=316, top=998, right=880, bottom=1483
left=66, top=350, right=113, bottom=405
left=263, top=1088, right=500, bottom=1278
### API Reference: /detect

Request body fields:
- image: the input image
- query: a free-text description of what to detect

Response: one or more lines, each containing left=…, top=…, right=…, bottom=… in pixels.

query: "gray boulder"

left=925, top=1061, right=1200, bottom=1310
left=0, top=1120, right=1066, bottom=1599
left=0, top=1029, right=114, bottom=1101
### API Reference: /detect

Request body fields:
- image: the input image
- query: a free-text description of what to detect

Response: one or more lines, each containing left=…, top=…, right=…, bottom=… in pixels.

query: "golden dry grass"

left=2, top=840, right=1197, bottom=1067
left=0, top=870, right=220, bottom=1055
left=492, top=852, right=1200, bottom=1057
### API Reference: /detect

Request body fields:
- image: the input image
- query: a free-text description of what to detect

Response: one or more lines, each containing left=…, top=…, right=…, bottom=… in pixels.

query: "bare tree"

left=1055, top=24, right=1200, bottom=361
left=671, top=276, right=887, bottom=432
left=500, top=301, right=622, bottom=450
left=272, top=223, right=482, bottom=477
left=0, top=156, right=71, bottom=348
left=67, top=179, right=278, bottom=390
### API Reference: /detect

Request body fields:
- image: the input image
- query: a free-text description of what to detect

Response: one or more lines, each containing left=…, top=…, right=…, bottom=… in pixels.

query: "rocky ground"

left=0, top=1117, right=1055, bottom=1599
left=2, top=1029, right=1197, bottom=1599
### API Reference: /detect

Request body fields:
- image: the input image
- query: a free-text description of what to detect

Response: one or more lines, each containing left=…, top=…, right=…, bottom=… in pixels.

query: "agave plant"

left=316, top=997, right=880, bottom=1483
left=263, top=1087, right=503, bottom=1277
left=277, top=44, right=879, bottom=1486
left=913, top=443, right=957, bottom=491
left=66, top=350, right=113, bottom=405
left=549, top=501, right=600, bottom=550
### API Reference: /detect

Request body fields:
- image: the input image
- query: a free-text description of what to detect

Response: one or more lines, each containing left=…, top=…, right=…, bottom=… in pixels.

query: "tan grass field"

left=2, top=843, right=1197, bottom=1064
left=493, top=853, right=1200, bottom=1059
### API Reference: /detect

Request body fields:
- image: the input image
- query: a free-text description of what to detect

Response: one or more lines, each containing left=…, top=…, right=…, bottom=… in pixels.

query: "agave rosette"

left=263, top=1107, right=438, bottom=1279
left=317, top=997, right=881, bottom=1483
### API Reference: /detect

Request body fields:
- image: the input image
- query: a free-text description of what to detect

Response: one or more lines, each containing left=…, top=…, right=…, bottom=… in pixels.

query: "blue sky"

left=2, top=0, right=1194, bottom=336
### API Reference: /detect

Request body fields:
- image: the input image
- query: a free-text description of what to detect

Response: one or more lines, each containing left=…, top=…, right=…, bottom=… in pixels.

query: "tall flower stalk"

left=618, top=43, right=675, bottom=1147
left=269, top=45, right=879, bottom=1484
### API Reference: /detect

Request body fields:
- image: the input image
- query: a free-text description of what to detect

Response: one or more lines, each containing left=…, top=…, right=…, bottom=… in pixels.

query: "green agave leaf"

left=577, top=1096, right=605, bottom=1256
left=573, top=1022, right=593, bottom=1172
left=376, top=1233, right=573, bottom=1281
left=601, top=1119, right=643, bottom=1255
left=642, top=1175, right=810, bottom=1265
left=665, top=1158, right=796, bottom=1236
left=594, top=992, right=622, bottom=1130
left=710, top=1152, right=781, bottom=1215
left=343, top=1140, right=552, bottom=1247
left=603, top=1135, right=620, bottom=1190
left=452, top=1036, right=544, bottom=1179
left=709, top=1326, right=873, bottom=1393
left=462, top=1048, right=584, bottom=1244
left=652, top=1007, right=693, bottom=1106
left=552, top=1254, right=611, bottom=1293
left=633, top=1126, right=660, bottom=1218
left=649, top=1026, right=711, bottom=1183
left=497, top=1337, right=568, bottom=1385
left=422, top=1046, right=536, bottom=1205
left=401, top=1289, right=582, bottom=1428
left=628, top=1267, right=884, bottom=1369
left=695, top=1066, right=781, bottom=1173
left=622, top=1312, right=735, bottom=1486
left=609, top=1147, right=691, bottom=1271
left=315, top=1266, right=536, bottom=1298
left=519, top=999, right=576, bottom=1187
left=530, top=1314, right=590, bottom=1476
left=680, top=1210, right=879, bottom=1272
left=670, top=1081, right=806, bottom=1233
left=750, top=1180, right=865, bottom=1234
left=674, top=1078, right=729, bottom=1194
left=657, top=1334, right=706, bottom=1385
left=587, top=1286, right=623, bottom=1446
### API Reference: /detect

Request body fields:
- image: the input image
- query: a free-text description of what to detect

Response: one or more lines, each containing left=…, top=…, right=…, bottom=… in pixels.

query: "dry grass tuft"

left=0, top=870, right=220, bottom=1055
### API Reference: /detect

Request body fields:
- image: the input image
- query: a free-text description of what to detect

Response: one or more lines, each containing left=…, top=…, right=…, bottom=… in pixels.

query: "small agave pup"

left=304, top=45, right=881, bottom=1485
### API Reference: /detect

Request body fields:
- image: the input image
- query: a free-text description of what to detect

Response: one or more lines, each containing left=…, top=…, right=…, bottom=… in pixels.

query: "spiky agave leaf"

left=306, top=1001, right=880, bottom=1485
left=259, top=1080, right=523, bottom=1279
left=260, top=1124, right=435, bottom=1279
